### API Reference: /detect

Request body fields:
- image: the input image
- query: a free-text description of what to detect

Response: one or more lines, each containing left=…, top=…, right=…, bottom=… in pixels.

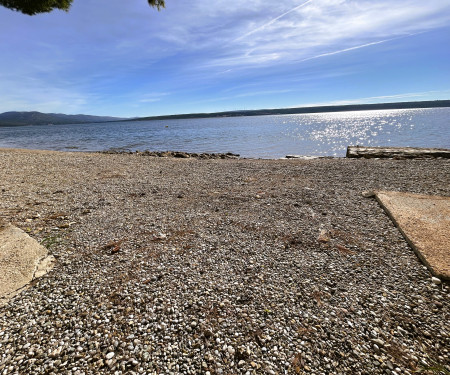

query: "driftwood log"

left=346, top=146, right=450, bottom=159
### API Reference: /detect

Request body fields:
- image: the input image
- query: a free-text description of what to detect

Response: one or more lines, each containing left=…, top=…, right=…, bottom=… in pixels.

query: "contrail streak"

left=300, top=39, right=393, bottom=62
left=234, top=0, right=314, bottom=42
left=298, top=32, right=422, bottom=63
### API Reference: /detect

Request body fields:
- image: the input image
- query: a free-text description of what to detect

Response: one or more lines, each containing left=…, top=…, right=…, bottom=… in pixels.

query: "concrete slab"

left=347, top=146, right=450, bottom=159
left=375, top=191, right=450, bottom=280
left=0, top=223, right=55, bottom=306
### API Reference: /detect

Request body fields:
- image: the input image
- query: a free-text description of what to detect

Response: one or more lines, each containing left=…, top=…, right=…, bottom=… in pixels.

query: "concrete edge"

left=0, top=223, right=56, bottom=307
left=0, top=254, right=56, bottom=307
left=374, top=191, right=449, bottom=281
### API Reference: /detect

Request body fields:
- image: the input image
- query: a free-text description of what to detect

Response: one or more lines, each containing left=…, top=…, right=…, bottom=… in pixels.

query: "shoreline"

left=0, top=146, right=339, bottom=160
left=0, top=149, right=448, bottom=374
left=2, top=146, right=449, bottom=161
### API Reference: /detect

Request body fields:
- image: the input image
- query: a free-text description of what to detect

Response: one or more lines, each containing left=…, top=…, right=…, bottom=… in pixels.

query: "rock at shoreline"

left=285, top=155, right=321, bottom=160
left=100, top=149, right=240, bottom=159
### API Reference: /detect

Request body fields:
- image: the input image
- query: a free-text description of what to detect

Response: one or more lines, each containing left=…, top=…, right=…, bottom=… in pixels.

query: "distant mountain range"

left=0, top=111, right=124, bottom=127
left=1, top=100, right=449, bottom=126
left=132, top=100, right=450, bottom=122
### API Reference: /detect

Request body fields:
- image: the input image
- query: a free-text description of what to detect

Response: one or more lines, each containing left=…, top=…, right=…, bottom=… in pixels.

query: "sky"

left=0, top=0, right=450, bottom=118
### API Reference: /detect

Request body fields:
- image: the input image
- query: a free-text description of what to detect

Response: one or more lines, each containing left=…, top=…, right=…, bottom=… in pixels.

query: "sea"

left=0, top=108, right=449, bottom=159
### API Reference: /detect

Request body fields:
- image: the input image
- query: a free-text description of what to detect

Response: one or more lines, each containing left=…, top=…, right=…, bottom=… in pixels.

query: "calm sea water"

left=0, top=108, right=448, bottom=158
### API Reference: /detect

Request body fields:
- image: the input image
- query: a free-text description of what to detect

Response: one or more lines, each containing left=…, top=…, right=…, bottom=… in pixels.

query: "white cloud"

left=139, top=98, right=161, bottom=103
left=182, top=0, right=450, bottom=69
left=0, top=82, right=89, bottom=114
left=138, top=93, right=170, bottom=103
left=188, top=88, right=294, bottom=106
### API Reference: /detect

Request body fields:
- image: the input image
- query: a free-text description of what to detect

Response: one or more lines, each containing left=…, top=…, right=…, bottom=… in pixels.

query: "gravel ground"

left=0, top=149, right=448, bottom=375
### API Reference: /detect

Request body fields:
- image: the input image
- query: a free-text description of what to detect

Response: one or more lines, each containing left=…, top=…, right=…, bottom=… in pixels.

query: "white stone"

left=431, top=277, right=442, bottom=285
left=106, top=352, right=115, bottom=360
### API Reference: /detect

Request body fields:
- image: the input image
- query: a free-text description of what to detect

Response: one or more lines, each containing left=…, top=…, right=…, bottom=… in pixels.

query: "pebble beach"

left=0, top=148, right=448, bottom=375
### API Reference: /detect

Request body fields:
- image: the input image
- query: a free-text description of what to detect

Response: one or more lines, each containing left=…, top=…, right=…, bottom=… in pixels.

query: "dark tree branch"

left=0, top=0, right=165, bottom=15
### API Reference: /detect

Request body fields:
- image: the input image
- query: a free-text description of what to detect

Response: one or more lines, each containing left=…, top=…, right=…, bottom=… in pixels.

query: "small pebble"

left=431, top=277, right=442, bottom=285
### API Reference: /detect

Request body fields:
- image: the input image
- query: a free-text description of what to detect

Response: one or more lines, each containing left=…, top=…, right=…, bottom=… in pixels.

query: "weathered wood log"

left=346, top=146, right=450, bottom=159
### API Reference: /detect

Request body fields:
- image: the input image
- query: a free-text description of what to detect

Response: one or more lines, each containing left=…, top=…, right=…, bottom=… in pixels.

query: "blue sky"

left=1, top=0, right=450, bottom=117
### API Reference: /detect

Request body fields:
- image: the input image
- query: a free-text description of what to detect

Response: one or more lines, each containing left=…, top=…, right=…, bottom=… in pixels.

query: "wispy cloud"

left=0, top=79, right=89, bottom=114
left=233, top=0, right=314, bottom=42
left=190, top=0, right=450, bottom=71
left=138, top=92, right=170, bottom=103
left=188, top=89, right=294, bottom=105
left=139, top=98, right=160, bottom=103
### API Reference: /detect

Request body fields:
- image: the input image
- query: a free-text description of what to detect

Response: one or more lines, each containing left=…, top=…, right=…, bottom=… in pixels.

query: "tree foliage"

left=148, top=0, right=165, bottom=11
left=0, top=0, right=165, bottom=15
